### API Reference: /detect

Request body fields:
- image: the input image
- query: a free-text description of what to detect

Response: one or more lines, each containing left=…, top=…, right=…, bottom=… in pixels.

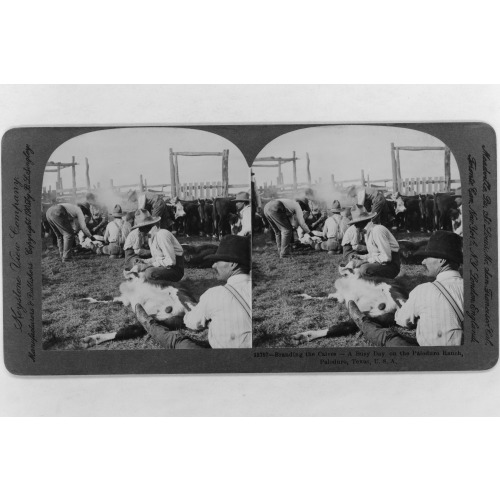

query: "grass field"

left=252, top=231, right=433, bottom=348
left=42, top=236, right=219, bottom=350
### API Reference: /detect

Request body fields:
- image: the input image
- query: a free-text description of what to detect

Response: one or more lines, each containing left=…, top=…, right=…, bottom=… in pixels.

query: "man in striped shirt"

left=135, top=235, right=252, bottom=349
left=348, top=231, right=464, bottom=347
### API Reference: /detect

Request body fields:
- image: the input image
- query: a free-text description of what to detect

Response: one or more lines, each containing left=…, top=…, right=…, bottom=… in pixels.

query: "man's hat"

left=235, top=192, right=250, bottom=203
left=414, top=230, right=463, bottom=264
left=331, top=200, right=341, bottom=214
left=204, top=235, right=250, bottom=267
left=111, top=204, right=123, bottom=217
left=347, top=207, right=377, bottom=225
left=131, top=209, right=161, bottom=229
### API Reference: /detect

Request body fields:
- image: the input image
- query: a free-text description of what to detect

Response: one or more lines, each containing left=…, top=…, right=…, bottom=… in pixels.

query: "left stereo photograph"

left=39, top=127, right=252, bottom=351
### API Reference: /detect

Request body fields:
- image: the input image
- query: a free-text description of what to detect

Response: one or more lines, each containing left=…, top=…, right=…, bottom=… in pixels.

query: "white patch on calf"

left=115, top=265, right=197, bottom=320
left=331, top=274, right=402, bottom=319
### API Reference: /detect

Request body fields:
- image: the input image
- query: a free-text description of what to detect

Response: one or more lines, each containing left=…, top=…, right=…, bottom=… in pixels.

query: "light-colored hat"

left=235, top=192, right=250, bottom=202
left=347, top=208, right=377, bottom=226
left=111, top=204, right=123, bottom=217
left=331, top=200, right=341, bottom=214
left=131, top=209, right=161, bottom=229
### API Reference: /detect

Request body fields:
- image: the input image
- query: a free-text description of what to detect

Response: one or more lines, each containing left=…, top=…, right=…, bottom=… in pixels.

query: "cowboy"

left=86, top=192, right=108, bottom=236
left=46, top=202, right=96, bottom=262
left=134, top=235, right=252, bottom=349
left=346, top=185, right=392, bottom=228
left=129, top=209, right=184, bottom=285
left=100, top=205, right=125, bottom=259
left=341, top=206, right=367, bottom=260
left=123, top=223, right=151, bottom=271
left=347, top=209, right=400, bottom=279
left=234, top=192, right=251, bottom=237
left=128, top=189, right=172, bottom=230
left=347, top=231, right=464, bottom=347
left=264, top=198, right=311, bottom=258
left=315, top=200, right=343, bottom=254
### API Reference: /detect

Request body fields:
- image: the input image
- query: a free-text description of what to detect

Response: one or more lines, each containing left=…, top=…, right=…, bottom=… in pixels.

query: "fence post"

left=71, top=156, right=77, bottom=201
left=391, top=143, right=398, bottom=192
left=292, top=151, right=297, bottom=194
left=139, top=174, right=144, bottom=191
left=307, top=153, right=311, bottom=186
left=85, top=157, right=91, bottom=191
left=361, top=169, right=365, bottom=186
left=444, top=147, right=451, bottom=191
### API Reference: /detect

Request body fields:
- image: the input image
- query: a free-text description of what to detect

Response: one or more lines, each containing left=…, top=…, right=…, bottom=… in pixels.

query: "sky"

left=251, top=125, right=460, bottom=189
left=43, top=127, right=250, bottom=193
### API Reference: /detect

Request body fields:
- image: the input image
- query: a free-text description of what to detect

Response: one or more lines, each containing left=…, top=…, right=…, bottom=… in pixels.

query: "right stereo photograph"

left=251, top=125, right=463, bottom=349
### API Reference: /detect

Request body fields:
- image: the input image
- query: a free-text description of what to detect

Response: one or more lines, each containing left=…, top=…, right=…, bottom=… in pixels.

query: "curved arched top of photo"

left=42, top=127, right=250, bottom=207
left=252, top=125, right=460, bottom=204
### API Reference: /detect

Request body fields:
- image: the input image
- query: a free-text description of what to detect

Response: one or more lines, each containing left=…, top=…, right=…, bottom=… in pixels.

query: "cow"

left=290, top=271, right=410, bottom=345
left=418, top=194, right=435, bottom=232
left=80, top=266, right=198, bottom=348
left=433, top=193, right=459, bottom=231
left=197, top=199, right=214, bottom=236
left=181, top=243, right=218, bottom=267
left=391, top=194, right=422, bottom=232
left=171, top=200, right=202, bottom=236
left=212, top=197, right=238, bottom=239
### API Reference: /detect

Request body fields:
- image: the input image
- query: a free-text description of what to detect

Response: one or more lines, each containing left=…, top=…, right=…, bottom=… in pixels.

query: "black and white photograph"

left=41, top=127, right=252, bottom=351
left=252, top=125, right=464, bottom=349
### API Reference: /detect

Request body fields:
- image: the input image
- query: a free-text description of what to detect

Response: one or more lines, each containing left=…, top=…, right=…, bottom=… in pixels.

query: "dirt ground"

left=42, top=235, right=219, bottom=350
left=252, top=231, right=433, bottom=348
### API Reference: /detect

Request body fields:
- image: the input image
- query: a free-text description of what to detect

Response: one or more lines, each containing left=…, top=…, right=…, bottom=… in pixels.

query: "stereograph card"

left=1, top=123, right=497, bottom=374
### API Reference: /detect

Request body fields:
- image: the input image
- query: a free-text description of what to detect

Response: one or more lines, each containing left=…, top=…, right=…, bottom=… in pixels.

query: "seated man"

left=347, top=231, right=464, bottom=347
left=130, top=209, right=184, bottom=285
left=86, top=192, right=108, bottom=236
left=123, top=224, right=151, bottom=270
left=135, top=235, right=252, bottom=349
left=100, top=205, right=125, bottom=258
left=315, top=200, right=343, bottom=254
left=348, top=209, right=400, bottom=279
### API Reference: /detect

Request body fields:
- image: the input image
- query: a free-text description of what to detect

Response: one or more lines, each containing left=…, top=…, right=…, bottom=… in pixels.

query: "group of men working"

left=261, top=186, right=465, bottom=348
left=45, top=190, right=252, bottom=349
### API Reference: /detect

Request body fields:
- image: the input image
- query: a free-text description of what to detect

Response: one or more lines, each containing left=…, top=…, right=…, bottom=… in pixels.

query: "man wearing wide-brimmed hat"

left=234, top=191, right=251, bottom=236
left=130, top=208, right=185, bottom=285
left=315, top=200, right=343, bottom=253
left=348, top=208, right=400, bottom=279
left=128, top=189, right=172, bottom=230
left=86, top=192, right=109, bottom=236
left=346, top=184, right=392, bottom=228
left=100, top=205, right=125, bottom=259
left=134, top=235, right=251, bottom=349
left=347, top=231, right=464, bottom=347
left=340, top=206, right=367, bottom=260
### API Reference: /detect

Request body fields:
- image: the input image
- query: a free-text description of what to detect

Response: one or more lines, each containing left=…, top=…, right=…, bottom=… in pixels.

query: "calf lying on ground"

left=291, top=271, right=409, bottom=345
left=80, top=266, right=197, bottom=347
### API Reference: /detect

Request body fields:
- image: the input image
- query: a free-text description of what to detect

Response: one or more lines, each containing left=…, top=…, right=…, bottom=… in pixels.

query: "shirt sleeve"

left=395, top=289, right=420, bottom=328
left=103, top=225, right=110, bottom=244
left=368, top=227, right=392, bottom=263
left=183, top=291, right=211, bottom=331
left=147, top=231, right=176, bottom=267
left=293, top=203, right=310, bottom=233
left=75, top=207, right=93, bottom=238
left=357, top=189, right=366, bottom=206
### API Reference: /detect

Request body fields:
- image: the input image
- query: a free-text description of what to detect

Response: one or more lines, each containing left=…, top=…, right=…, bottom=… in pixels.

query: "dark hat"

left=235, top=192, right=250, bottom=202
left=131, top=209, right=161, bottom=229
left=414, top=231, right=463, bottom=263
left=111, top=204, right=123, bottom=217
left=204, top=235, right=250, bottom=267
left=331, top=200, right=341, bottom=214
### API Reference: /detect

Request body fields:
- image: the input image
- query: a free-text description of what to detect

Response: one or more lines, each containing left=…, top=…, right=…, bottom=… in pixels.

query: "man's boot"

left=135, top=304, right=155, bottom=332
left=347, top=300, right=366, bottom=331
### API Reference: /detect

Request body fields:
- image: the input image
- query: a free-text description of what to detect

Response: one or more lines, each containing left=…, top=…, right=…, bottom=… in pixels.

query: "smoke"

left=305, top=184, right=358, bottom=210
left=76, top=187, right=138, bottom=215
